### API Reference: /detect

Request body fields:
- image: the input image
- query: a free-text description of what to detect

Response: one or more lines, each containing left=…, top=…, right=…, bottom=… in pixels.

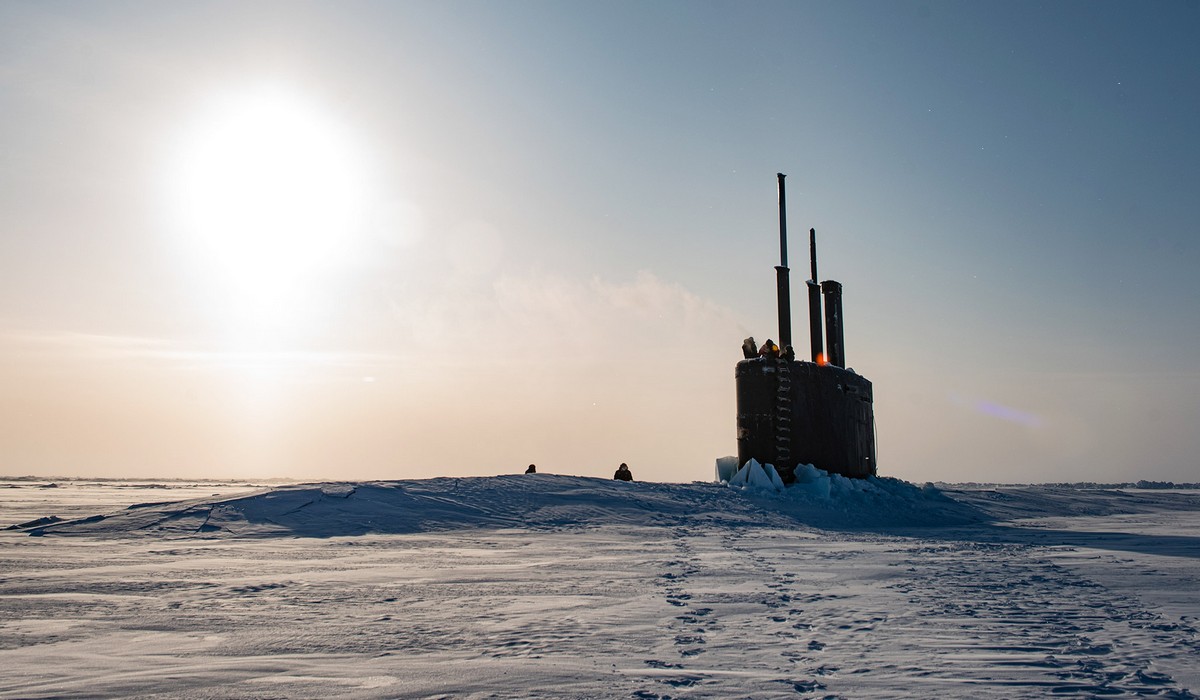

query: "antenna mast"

left=775, top=173, right=792, bottom=350
left=807, top=228, right=824, bottom=363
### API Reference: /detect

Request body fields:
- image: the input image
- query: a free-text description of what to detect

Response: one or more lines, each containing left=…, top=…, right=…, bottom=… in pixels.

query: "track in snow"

left=628, top=527, right=1198, bottom=698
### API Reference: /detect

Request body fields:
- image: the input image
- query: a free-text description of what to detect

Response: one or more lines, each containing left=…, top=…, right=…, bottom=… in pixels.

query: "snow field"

left=2, top=478, right=1199, bottom=698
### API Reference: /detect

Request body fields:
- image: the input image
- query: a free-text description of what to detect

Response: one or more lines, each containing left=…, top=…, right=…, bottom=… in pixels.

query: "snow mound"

left=713, top=460, right=978, bottom=527
left=16, top=473, right=999, bottom=538
left=25, top=472, right=1193, bottom=540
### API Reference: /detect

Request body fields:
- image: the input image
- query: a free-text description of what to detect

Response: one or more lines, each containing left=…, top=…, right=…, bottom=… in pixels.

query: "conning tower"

left=734, top=173, right=876, bottom=481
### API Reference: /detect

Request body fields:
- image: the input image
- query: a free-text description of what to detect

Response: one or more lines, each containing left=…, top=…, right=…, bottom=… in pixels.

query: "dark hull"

left=735, top=358, right=876, bottom=480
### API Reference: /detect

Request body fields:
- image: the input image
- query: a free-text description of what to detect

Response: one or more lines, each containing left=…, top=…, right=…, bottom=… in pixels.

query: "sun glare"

left=165, top=86, right=371, bottom=335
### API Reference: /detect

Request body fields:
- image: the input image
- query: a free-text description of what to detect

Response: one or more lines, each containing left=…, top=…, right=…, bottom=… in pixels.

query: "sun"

left=164, top=85, right=371, bottom=336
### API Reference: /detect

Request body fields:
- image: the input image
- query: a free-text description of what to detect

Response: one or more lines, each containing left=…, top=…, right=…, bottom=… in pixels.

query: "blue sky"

left=1, top=1, right=1197, bottom=482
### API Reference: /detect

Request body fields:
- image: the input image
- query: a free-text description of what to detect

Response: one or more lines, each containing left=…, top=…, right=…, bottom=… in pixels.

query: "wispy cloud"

left=384, top=268, right=742, bottom=366
left=0, top=330, right=398, bottom=372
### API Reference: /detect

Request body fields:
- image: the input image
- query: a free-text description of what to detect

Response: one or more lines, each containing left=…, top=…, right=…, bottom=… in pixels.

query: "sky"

left=1, top=0, right=1198, bottom=484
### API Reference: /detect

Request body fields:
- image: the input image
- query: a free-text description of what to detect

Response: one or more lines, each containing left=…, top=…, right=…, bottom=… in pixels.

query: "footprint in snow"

left=660, top=677, right=698, bottom=688
left=787, top=678, right=826, bottom=693
left=643, top=659, right=684, bottom=669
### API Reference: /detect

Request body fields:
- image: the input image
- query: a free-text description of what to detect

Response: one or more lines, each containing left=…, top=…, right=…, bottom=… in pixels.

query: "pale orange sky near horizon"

left=2, top=1, right=1198, bottom=484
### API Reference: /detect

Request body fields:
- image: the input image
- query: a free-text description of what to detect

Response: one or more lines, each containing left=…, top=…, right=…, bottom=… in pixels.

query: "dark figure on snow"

left=613, top=463, right=633, bottom=481
left=525, top=464, right=536, bottom=474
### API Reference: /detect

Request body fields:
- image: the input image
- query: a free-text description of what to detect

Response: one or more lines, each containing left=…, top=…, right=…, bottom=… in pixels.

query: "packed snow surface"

left=3, top=474, right=1199, bottom=698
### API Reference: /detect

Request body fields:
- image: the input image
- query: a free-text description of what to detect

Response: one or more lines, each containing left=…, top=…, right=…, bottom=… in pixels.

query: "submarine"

left=733, top=173, right=876, bottom=482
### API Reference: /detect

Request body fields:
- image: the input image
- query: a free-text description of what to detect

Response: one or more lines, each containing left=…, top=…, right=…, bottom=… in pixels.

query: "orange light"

left=816, top=353, right=828, bottom=366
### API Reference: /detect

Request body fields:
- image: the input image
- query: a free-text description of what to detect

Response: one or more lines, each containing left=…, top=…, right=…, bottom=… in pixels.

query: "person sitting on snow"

left=613, top=463, right=633, bottom=481
left=525, top=464, right=536, bottom=474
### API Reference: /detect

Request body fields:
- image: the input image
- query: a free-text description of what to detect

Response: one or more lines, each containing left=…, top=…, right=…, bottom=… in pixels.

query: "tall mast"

left=775, top=173, right=792, bottom=350
left=807, top=228, right=824, bottom=363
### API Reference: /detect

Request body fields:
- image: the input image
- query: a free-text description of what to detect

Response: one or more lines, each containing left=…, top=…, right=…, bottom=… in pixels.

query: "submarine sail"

left=734, top=173, right=877, bottom=481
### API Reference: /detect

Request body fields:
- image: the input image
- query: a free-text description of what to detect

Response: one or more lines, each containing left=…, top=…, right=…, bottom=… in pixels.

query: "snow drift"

left=9, top=471, right=991, bottom=538
left=15, top=467, right=1200, bottom=540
